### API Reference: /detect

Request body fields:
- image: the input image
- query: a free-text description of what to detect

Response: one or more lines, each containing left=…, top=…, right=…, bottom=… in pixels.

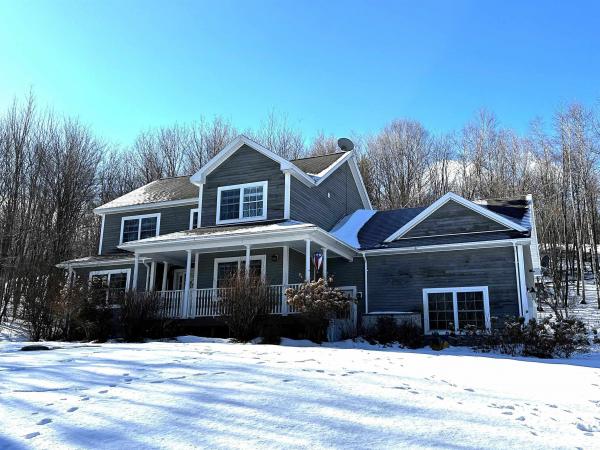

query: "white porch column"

left=305, top=239, right=311, bottom=282
left=149, top=261, right=157, bottom=291
left=517, top=245, right=530, bottom=320
left=283, top=172, right=291, bottom=220
left=132, top=254, right=139, bottom=291
left=182, top=250, right=192, bottom=318
left=282, top=245, right=289, bottom=316
left=322, top=247, right=328, bottom=281
left=245, top=244, right=251, bottom=279
left=193, top=253, right=199, bottom=289
left=161, top=262, right=169, bottom=291
left=67, top=266, right=75, bottom=287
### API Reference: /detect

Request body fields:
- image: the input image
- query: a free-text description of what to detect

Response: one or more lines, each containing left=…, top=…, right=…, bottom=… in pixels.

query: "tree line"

left=1, top=93, right=599, bottom=330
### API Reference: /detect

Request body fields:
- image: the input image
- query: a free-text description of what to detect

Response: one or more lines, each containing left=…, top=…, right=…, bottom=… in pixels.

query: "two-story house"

left=58, top=135, right=541, bottom=334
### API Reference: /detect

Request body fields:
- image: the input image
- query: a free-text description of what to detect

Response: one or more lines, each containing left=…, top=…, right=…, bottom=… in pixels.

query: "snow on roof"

left=330, top=210, right=377, bottom=248
left=95, top=176, right=198, bottom=211
left=119, top=220, right=316, bottom=247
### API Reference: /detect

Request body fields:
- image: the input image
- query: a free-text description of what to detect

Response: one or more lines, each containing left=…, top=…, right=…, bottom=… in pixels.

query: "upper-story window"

left=216, top=181, right=268, bottom=225
left=120, top=213, right=161, bottom=244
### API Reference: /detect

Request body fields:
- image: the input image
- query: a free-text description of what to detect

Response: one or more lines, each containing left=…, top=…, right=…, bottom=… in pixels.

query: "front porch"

left=120, top=223, right=358, bottom=320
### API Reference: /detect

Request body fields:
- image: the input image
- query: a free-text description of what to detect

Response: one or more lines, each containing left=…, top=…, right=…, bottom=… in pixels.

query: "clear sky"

left=0, top=0, right=598, bottom=145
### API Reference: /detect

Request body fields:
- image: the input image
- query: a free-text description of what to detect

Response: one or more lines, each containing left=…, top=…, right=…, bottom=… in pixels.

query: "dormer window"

left=216, top=181, right=268, bottom=225
left=120, top=213, right=160, bottom=244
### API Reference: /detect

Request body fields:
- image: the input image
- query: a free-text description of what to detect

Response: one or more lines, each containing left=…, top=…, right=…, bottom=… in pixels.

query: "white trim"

left=119, top=213, right=161, bottom=245
left=197, top=184, right=203, bottom=228
left=56, top=256, right=150, bottom=269
left=183, top=250, right=192, bottom=318
left=362, top=253, right=369, bottom=314
left=305, top=239, right=311, bottom=281
left=190, top=135, right=312, bottom=186
left=132, top=254, right=139, bottom=291
left=189, top=208, right=199, bottom=230
left=98, top=214, right=105, bottom=255
left=322, top=247, right=328, bottom=280
left=284, top=172, right=291, bottom=219
left=89, top=268, right=131, bottom=290
left=516, top=245, right=530, bottom=319
left=216, top=181, right=268, bottom=225
left=394, top=228, right=510, bottom=241
left=422, top=286, right=490, bottom=334
left=161, top=262, right=169, bottom=291
left=527, top=194, right=542, bottom=275
left=94, top=198, right=197, bottom=215
left=173, top=268, right=186, bottom=290
left=384, top=192, right=527, bottom=242
left=513, top=245, right=523, bottom=317
left=364, top=238, right=531, bottom=256
left=149, top=261, right=157, bottom=291
left=282, top=245, right=289, bottom=285
left=212, top=254, right=266, bottom=288
left=346, top=156, right=373, bottom=210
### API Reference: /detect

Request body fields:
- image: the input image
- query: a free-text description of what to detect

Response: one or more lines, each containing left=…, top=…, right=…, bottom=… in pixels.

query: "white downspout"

left=513, top=243, right=523, bottom=317
left=362, top=252, right=369, bottom=314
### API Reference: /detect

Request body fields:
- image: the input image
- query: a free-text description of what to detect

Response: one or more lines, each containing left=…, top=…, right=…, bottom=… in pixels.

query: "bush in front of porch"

left=285, top=278, right=354, bottom=343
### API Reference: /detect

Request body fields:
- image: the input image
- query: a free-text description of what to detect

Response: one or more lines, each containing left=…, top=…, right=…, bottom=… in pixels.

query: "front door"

left=174, top=269, right=186, bottom=290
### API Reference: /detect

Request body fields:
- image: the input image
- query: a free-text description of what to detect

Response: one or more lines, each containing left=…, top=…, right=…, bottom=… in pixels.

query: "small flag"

left=313, top=251, right=323, bottom=272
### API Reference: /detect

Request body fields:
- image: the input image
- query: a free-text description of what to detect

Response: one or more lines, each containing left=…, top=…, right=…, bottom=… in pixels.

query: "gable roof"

left=94, top=176, right=198, bottom=213
left=383, top=192, right=527, bottom=242
left=329, top=193, right=533, bottom=250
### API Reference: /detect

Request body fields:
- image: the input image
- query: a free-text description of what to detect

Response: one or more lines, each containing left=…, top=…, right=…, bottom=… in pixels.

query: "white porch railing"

left=158, top=284, right=302, bottom=319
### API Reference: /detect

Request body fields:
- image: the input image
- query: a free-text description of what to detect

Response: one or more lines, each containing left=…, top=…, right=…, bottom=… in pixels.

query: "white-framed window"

left=216, top=181, right=268, bottom=225
left=422, top=286, right=490, bottom=334
left=212, top=255, right=266, bottom=288
left=89, top=268, right=131, bottom=298
left=119, top=213, right=161, bottom=244
left=189, top=208, right=199, bottom=230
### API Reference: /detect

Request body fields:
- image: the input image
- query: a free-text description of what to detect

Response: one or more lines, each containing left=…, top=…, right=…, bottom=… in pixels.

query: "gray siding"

left=201, top=145, right=285, bottom=227
left=101, top=205, right=195, bottom=255
left=194, top=247, right=284, bottom=288
left=404, top=200, right=509, bottom=238
left=366, top=247, right=520, bottom=319
left=290, top=162, right=365, bottom=231
left=389, top=230, right=524, bottom=248
left=328, top=257, right=366, bottom=314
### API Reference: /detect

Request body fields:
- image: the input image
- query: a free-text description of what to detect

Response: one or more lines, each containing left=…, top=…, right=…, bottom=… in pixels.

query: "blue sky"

left=0, top=0, right=598, bottom=145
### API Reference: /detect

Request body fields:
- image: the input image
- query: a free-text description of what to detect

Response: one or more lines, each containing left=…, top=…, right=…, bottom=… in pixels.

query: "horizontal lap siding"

left=201, top=145, right=285, bottom=227
left=404, top=200, right=509, bottom=238
left=366, top=247, right=519, bottom=319
left=194, top=248, right=284, bottom=288
left=328, top=258, right=366, bottom=314
left=389, top=230, right=524, bottom=248
left=290, top=162, right=364, bottom=231
left=101, top=205, right=194, bottom=255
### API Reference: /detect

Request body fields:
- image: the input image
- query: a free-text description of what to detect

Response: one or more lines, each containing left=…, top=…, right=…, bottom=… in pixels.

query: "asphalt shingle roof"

left=96, top=176, right=198, bottom=211
left=290, top=152, right=347, bottom=175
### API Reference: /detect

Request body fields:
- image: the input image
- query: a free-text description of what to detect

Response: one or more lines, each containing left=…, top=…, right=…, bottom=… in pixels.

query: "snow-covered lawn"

left=1, top=338, right=600, bottom=449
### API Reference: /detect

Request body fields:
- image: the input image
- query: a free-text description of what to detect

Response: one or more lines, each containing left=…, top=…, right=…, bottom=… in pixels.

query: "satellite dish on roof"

left=337, top=137, right=354, bottom=152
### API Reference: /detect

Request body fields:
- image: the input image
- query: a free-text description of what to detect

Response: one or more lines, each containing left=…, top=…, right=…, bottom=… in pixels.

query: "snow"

left=1, top=338, right=600, bottom=449
left=330, top=210, right=377, bottom=248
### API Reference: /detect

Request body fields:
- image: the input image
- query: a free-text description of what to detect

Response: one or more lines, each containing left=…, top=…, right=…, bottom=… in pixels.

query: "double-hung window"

left=120, top=213, right=160, bottom=244
left=216, top=181, right=268, bottom=224
left=423, top=286, right=490, bottom=333
left=189, top=208, right=199, bottom=230
left=89, top=269, right=131, bottom=303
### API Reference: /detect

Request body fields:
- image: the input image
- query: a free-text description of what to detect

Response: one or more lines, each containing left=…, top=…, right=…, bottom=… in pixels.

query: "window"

left=216, top=181, right=268, bottom=224
left=213, top=255, right=266, bottom=288
left=89, top=269, right=131, bottom=302
left=423, top=287, right=490, bottom=333
left=120, top=213, right=160, bottom=244
left=189, top=208, right=199, bottom=230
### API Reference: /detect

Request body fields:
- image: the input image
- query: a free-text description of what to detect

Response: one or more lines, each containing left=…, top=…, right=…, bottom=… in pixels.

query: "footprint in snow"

left=45, top=403, right=53, bottom=406
left=282, top=379, right=292, bottom=383
left=80, top=397, right=89, bottom=401
left=24, top=432, right=40, bottom=439
left=99, top=390, right=108, bottom=394
left=464, top=388, right=475, bottom=392
left=502, top=411, right=513, bottom=416
left=67, top=407, right=78, bottom=413
left=409, top=390, right=419, bottom=395
left=36, top=418, right=52, bottom=425
left=437, top=396, right=444, bottom=400
left=150, top=380, right=164, bottom=384
left=547, top=404, right=558, bottom=408
left=515, top=416, right=526, bottom=421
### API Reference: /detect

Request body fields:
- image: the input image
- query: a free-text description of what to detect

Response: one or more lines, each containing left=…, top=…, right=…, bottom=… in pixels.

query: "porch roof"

left=117, top=220, right=357, bottom=260
left=56, top=254, right=151, bottom=269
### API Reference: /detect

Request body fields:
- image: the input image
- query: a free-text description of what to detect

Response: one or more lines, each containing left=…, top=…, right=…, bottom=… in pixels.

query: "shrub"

left=285, top=278, right=354, bottom=343
left=118, top=291, right=165, bottom=342
left=477, top=315, right=590, bottom=358
left=363, top=315, right=424, bottom=348
left=219, top=271, right=270, bottom=342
